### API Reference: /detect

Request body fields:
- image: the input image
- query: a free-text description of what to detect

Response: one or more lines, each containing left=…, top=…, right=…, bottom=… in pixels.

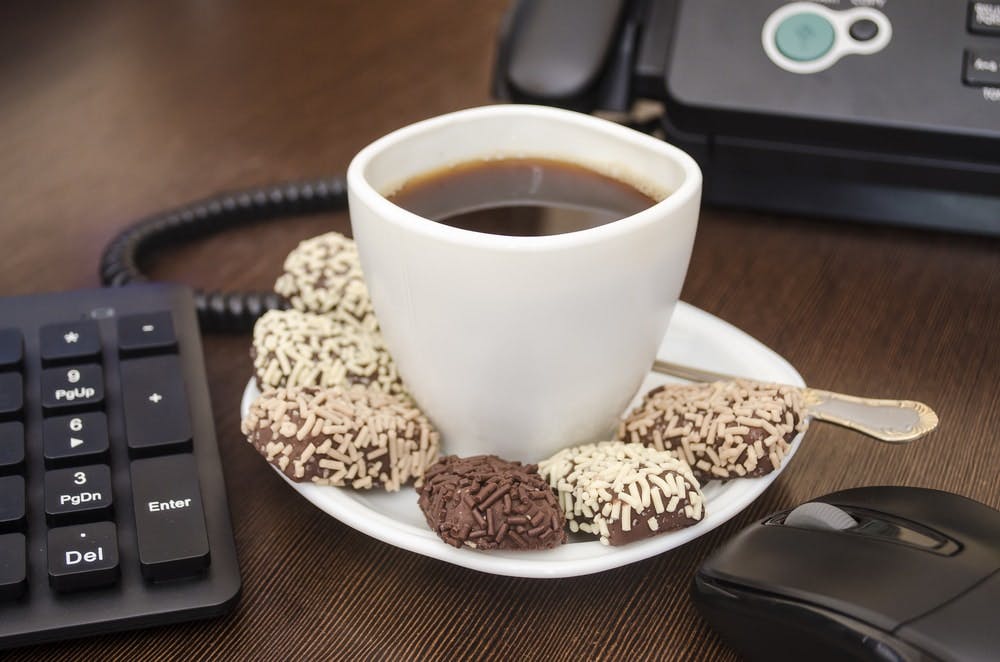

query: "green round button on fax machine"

left=774, top=11, right=836, bottom=62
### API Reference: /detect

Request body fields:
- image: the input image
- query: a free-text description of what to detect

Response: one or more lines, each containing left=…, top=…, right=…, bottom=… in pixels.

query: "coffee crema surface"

left=386, top=157, right=659, bottom=236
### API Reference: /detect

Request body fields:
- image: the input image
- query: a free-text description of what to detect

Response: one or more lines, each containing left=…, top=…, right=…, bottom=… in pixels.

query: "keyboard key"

left=131, top=454, right=210, bottom=581
left=44, top=464, right=113, bottom=525
left=0, top=421, right=24, bottom=474
left=40, top=320, right=101, bottom=365
left=0, top=329, right=23, bottom=370
left=47, top=522, right=119, bottom=592
left=0, top=476, right=25, bottom=532
left=118, top=311, right=177, bottom=356
left=40, top=365, right=104, bottom=414
left=0, top=373, right=22, bottom=419
left=970, top=1, right=1000, bottom=35
left=964, top=48, right=1000, bottom=87
left=0, top=533, right=27, bottom=601
left=120, top=355, right=192, bottom=456
left=43, top=413, right=109, bottom=468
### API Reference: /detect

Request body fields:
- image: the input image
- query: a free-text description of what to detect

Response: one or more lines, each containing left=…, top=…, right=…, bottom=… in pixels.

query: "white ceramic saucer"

left=240, top=302, right=805, bottom=578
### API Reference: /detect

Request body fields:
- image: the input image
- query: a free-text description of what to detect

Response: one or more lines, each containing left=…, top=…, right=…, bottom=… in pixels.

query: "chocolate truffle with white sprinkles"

left=241, top=385, right=440, bottom=491
left=252, top=309, right=405, bottom=395
left=539, top=441, right=704, bottom=546
left=275, top=231, right=377, bottom=329
left=418, top=455, right=566, bottom=550
left=619, top=380, right=806, bottom=482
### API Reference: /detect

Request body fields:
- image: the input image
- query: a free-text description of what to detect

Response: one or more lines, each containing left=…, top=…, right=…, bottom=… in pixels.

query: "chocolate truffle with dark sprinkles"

left=418, top=455, right=566, bottom=550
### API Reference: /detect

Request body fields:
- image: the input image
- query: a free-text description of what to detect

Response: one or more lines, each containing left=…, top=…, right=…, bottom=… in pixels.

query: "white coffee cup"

left=347, top=105, right=701, bottom=462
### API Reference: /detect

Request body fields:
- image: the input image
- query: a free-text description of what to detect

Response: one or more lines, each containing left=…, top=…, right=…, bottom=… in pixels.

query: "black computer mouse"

left=692, top=486, right=1000, bottom=662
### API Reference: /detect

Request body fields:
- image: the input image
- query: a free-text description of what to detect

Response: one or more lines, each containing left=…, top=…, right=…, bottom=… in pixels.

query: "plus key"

left=120, top=355, right=192, bottom=456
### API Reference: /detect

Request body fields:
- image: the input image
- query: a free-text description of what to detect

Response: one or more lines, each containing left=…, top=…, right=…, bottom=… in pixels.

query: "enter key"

left=130, top=453, right=210, bottom=581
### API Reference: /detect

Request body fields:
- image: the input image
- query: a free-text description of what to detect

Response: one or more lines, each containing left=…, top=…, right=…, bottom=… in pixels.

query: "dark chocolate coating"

left=605, top=498, right=700, bottom=546
left=418, top=455, right=566, bottom=551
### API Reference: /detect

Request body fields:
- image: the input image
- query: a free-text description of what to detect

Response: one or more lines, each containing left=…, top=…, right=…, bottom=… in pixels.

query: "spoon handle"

left=650, top=359, right=939, bottom=444
left=800, top=388, right=939, bottom=443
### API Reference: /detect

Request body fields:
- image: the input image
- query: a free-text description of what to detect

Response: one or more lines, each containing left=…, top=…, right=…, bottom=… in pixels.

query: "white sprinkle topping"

left=538, top=441, right=704, bottom=545
left=252, top=309, right=404, bottom=395
left=618, top=380, right=806, bottom=481
left=241, top=385, right=439, bottom=491
left=274, top=232, right=378, bottom=328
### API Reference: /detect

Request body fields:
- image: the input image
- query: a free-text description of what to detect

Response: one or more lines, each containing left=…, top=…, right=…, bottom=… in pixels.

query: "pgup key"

left=41, top=365, right=104, bottom=413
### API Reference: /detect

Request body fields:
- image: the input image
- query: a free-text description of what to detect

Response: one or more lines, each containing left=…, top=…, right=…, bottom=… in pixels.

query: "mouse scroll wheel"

left=784, top=502, right=858, bottom=531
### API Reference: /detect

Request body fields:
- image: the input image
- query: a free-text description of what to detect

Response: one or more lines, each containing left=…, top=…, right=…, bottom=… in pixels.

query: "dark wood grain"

left=1, top=1, right=998, bottom=660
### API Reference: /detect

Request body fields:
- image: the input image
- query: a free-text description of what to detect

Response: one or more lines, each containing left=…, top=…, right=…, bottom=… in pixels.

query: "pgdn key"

left=44, top=465, right=113, bottom=525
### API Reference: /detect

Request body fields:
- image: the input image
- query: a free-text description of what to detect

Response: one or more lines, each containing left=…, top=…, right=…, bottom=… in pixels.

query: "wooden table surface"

left=1, top=1, right=997, bottom=660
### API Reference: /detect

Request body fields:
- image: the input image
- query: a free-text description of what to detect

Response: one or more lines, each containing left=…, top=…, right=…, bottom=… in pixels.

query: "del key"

left=120, top=354, right=192, bottom=456
left=130, top=453, right=210, bottom=581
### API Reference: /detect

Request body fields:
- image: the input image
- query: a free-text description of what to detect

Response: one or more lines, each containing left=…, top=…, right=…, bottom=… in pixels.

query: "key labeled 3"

left=44, top=464, right=113, bottom=525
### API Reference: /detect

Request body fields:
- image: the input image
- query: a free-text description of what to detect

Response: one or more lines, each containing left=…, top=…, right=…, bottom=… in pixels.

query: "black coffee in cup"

left=387, top=157, right=658, bottom=236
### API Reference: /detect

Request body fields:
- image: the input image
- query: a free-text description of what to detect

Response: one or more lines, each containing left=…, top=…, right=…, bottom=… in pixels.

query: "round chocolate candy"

left=418, top=455, right=566, bottom=550
left=275, top=231, right=377, bottom=329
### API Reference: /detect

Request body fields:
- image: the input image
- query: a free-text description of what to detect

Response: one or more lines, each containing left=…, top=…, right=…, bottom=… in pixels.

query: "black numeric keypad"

left=0, top=285, right=239, bottom=646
